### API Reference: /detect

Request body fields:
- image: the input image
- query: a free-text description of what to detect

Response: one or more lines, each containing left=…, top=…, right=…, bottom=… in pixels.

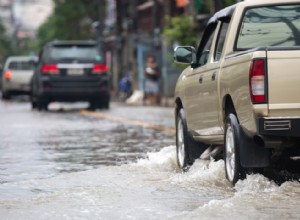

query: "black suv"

left=31, top=40, right=110, bottom=111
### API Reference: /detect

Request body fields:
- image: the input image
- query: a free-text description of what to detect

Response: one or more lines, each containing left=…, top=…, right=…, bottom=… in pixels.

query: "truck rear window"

left=49, top=45, right=103, bottom=61
left=236, top=5, right=300, bottom=50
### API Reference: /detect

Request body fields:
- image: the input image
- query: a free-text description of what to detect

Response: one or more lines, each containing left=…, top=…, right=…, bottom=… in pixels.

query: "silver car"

left=1, top=56, right=37, bottom=99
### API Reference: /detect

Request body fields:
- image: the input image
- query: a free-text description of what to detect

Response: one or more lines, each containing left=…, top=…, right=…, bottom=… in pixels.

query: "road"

left=0, top=97, right=300, bottom=220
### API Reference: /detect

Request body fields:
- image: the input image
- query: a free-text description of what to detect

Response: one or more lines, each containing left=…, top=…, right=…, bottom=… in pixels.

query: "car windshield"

left=8, top=61, right=35, bottom=70
left=236, top=5, right=300, bottom=50
left=50, top=45, right=103, bottom=61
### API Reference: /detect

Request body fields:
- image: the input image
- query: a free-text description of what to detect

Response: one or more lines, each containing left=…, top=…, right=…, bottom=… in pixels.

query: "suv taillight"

left=42, top=64, right=59, bottom=74
left=249, top=59, right=267, bottom=104
left=92, top=64, right=107, bottom=74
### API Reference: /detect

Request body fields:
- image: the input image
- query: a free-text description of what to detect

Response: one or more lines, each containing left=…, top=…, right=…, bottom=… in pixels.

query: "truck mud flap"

left=239, top=125, right=271, bottom=168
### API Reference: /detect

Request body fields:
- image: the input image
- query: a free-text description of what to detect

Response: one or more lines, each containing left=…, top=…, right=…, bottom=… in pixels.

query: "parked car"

left=1, top=56, right=37, bottom=100
left=173, top=0, right=300, bottom=185
left=31, top=40, right=110, bottom=111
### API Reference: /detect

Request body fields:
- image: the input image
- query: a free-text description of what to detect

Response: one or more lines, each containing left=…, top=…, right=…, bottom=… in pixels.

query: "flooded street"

left=0, top=98, right=300, bottom=220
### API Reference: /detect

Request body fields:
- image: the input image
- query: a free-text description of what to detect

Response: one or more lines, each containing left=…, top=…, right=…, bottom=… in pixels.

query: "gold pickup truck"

left=173, top=0, right=300, bottom=185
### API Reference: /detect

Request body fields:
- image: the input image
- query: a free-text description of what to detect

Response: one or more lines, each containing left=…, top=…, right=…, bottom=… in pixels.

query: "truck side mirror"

left=174, top=46, right=197, bottom=65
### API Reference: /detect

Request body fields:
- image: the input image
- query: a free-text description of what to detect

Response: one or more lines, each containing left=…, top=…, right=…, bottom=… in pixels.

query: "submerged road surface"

left=0, top=97, right=299, bottom=219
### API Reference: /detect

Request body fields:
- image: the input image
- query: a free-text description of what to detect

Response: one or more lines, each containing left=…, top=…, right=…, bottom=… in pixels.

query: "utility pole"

left=131, top=0, right=139, bottom=91
left=115, top=0, right=124, bottom=94
left=152, top=0, right=160, bottom=50
left=97, top=0, right=105, bottom=51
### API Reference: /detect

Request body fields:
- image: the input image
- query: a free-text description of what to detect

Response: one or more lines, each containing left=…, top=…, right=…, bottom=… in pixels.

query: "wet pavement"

left=0, top=97, right=174, bottom=182
left=0, top=97, right=300, bottom=219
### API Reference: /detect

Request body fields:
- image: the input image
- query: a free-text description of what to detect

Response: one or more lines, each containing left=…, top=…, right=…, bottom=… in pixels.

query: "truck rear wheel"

left=224, top=114, right=245, bottom=185
left=176, top=108, right=206, bottom=171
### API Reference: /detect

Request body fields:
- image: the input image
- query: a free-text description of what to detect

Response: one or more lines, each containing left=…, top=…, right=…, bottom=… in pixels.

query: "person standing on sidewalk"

left=144, top=54, right=160, bottom=105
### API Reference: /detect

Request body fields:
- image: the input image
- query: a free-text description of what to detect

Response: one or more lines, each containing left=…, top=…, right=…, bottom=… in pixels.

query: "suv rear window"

left=49, top=45, right=103, bottom=61
left=8, top=61, right=35, bottom=70
left=236, top=5, right=300, bottom=50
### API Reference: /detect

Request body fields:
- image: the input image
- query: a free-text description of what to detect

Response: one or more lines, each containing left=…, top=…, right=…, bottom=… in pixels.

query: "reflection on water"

left=41, top=125, right=174, bottom=171
left=0, top=108, right=174, bottom=184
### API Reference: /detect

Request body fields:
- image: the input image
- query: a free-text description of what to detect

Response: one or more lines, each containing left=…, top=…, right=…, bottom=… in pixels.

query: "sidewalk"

left=124, top=90, right=175, bottom=107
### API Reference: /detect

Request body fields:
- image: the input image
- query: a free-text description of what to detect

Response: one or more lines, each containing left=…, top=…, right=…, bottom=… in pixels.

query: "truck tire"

left=176, top=108, right=206, bottom=171
left=224, top=113, right=246, bottom=185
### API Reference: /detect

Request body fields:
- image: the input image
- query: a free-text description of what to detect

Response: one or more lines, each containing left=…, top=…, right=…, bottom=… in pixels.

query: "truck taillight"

left=42, top=64, right=59, bottom=74
left=250, top=59, right=266, bottom=104
left=92, top=64, right=107, bottom=74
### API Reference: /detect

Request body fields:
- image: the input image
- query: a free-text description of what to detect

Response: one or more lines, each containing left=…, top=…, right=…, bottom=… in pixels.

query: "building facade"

left=102, top=0, right=230, bottom=99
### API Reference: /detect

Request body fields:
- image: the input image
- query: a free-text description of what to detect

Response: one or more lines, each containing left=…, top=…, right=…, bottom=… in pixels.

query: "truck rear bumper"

left=258, top=117, right=300, bottom=137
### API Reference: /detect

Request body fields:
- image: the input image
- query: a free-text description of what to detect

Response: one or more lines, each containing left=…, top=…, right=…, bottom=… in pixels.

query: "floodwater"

left=0, top=100, right=300, bottom=219
left=1, top=147, right=300, bottom=219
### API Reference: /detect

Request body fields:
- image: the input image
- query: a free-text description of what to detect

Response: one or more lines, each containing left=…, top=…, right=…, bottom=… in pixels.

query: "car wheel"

left=224, top=113, right=245, bottom=185
left=37, top=101, right=43, bottom=111
left=88, top=101, right=97, bottom=111
left=37, top=99, right=48, bottom=111
left=103, top=102, right=110, bottom=110
left=44, top=102, right=49, bottom=111
left=176, top=108, right=206, bottom=171
left=103, top=99, right=110, bottom=110
left=31, top=101, right=37, bottom=109
left=31, top=95, right=37, bottom=109
left=2, top=91, right=11, bottom=100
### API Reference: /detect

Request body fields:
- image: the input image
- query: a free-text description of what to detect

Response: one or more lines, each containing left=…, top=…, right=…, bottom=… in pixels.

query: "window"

left=49, top=46, right=103, bottom=61
left=8, top=61, right=35, bottom=70
left=236, top=5, right=300, bottom=50
left=197, top=25, right=216, bottom=66
left=214, top=22, right=229, bottom=61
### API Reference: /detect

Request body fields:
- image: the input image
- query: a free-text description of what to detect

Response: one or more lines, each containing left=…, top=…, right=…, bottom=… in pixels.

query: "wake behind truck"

left=173, top=0, right=300, bottom=185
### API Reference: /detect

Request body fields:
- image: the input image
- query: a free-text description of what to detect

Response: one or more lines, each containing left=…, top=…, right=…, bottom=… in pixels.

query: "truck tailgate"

left=267, top=50, right=300, bottom=116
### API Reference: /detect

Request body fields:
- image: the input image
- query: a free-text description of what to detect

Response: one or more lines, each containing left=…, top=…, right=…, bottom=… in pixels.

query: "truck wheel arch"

left=175, top=97, right=183, bottom=116
left=223, top=95, right=237, bottom=122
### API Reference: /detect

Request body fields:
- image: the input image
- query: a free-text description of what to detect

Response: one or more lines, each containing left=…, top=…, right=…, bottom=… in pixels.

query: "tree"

left=163, top=0, right=238, bottom=47
left=163, top=15, right=197, bottom=47
left=224, top=0, right=237, bottom=7
left=162, top=16, right=197, bottom=70
left=0, top=20, right=14, bottom=63
left=37, top=0, right=100, bottom=48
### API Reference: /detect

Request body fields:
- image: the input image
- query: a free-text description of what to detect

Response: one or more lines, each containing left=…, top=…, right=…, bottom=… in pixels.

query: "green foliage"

left=163, top=16, right=198, bottom=70
left=202, top=0, right=212, bottom=13
left=37, top=0, right=99, bottom=48
left=224, top=0, right=237, bottom=6
left=163, top=15, right=197, bottom=47
left=15, top=37, right=37, bottom=56
left=0, top=20, right=14, bottom=63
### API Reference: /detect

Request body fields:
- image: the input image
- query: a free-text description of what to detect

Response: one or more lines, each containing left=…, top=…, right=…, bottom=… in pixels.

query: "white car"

left=1, top=56, right=37, bottom=99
